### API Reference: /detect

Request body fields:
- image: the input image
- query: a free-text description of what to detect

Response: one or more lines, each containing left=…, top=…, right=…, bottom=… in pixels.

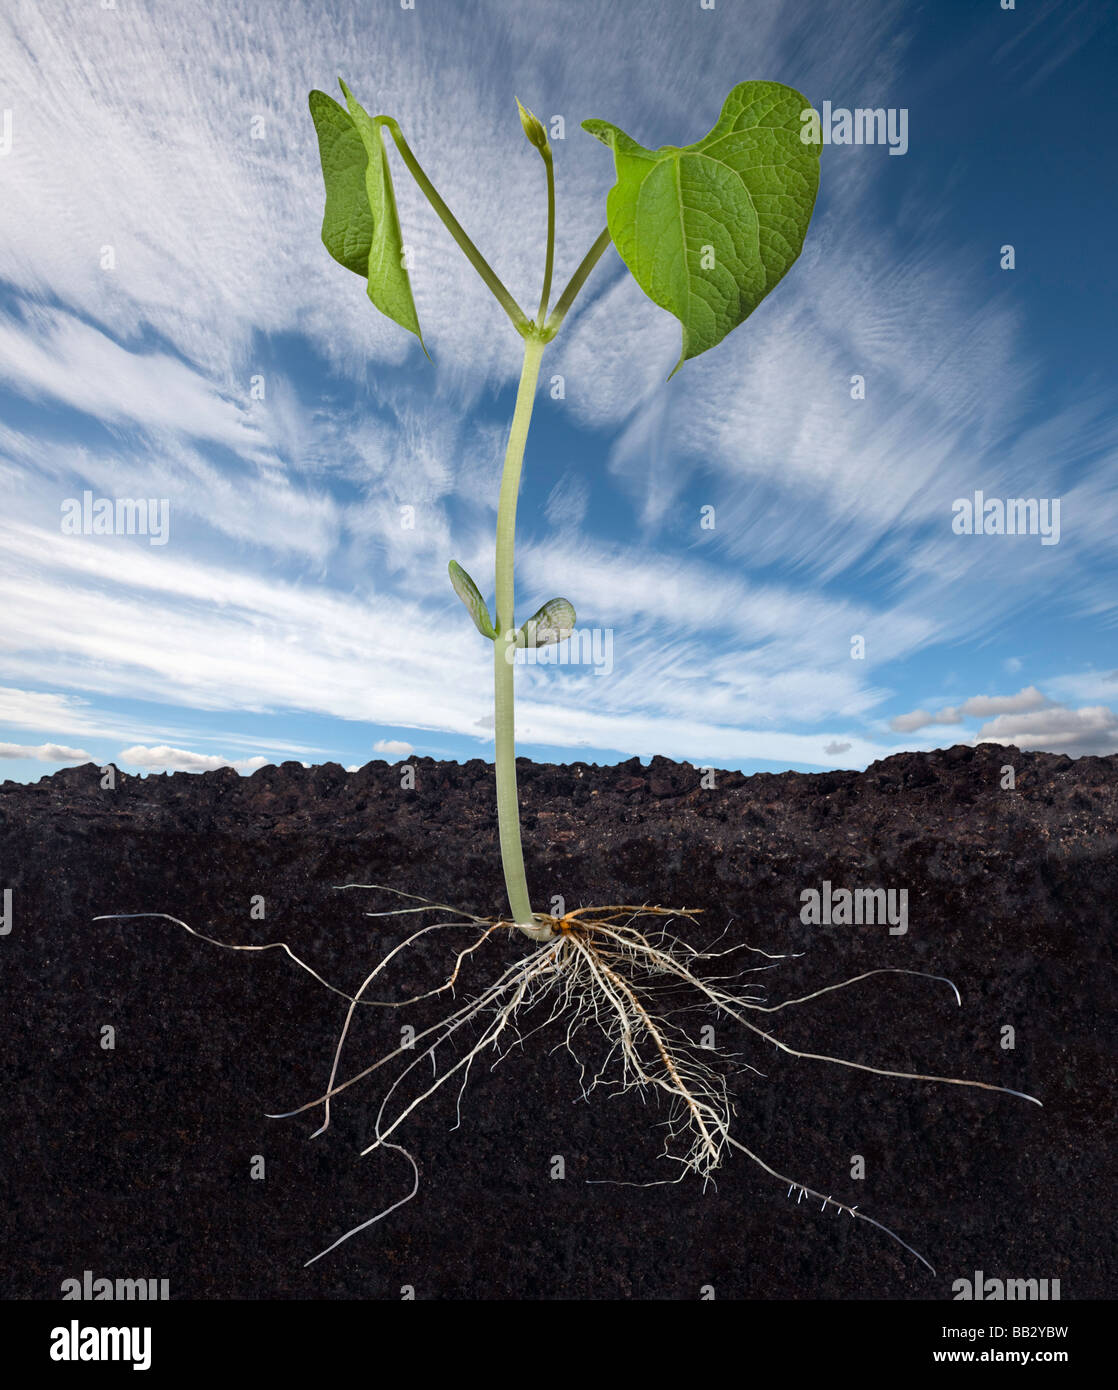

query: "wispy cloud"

left=0, top=307, right=267, bottom=453
left=0, top=0, right=1112, bottom=774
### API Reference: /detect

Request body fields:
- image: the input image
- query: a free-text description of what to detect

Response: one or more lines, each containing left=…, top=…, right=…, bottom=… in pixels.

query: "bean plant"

left=288, top=78, right=1040, bottom=1269
left=98, top=81, right=1039, bottom=1280
left=308, top=77, right=822, bottom=939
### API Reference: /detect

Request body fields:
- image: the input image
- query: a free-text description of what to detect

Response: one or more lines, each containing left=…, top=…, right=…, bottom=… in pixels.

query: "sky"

left=0, top=0, right=1115, bottom=782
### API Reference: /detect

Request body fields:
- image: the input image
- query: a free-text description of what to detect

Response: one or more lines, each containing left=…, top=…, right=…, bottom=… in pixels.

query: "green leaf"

left=517, top=597, right=576, bottom=648
left=307, top=82, right=424, bottom=349
left=583, top=81, right=820, bottom=374
left=448, top=561, right=496, bottom=640
left=308, top=89, right=376, bottom=276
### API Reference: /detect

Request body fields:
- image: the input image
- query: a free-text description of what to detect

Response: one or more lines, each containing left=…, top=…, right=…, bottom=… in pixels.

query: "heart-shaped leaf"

left=583, top=81, right=820, bottom=374
left=516, top=598, right=576, bottom=648
left=308, top=82, right=424, bottom=349
left=448, top=560, right=496, bottom=640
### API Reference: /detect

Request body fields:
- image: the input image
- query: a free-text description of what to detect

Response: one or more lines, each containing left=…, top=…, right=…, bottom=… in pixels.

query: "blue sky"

left=0, top=0, right=1115, bottom=781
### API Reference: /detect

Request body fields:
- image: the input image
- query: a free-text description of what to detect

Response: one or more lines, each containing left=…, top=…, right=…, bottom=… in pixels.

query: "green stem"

left=536, top=148, right=556, bottom=325
left=493, top=332, right=552, bottom=941
left=379, top=117, right=533, bottom=336
left=542, top=226, right=612, bottom=340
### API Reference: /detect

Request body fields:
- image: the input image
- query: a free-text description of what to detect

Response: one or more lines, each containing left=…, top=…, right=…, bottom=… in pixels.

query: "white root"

left=97, top=894, right=1042, bottom=1275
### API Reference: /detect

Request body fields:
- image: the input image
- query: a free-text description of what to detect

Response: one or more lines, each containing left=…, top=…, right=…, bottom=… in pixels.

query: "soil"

left=1, top=743, right=1113, bottom=1300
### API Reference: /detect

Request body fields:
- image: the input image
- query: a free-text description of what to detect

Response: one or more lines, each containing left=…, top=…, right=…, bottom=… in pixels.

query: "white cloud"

left=0, top=686, right=104, bottom=735
left=118, top=745, right=271, bottom=773
left=890, top=707, right=962, bottom=734
left=373, top=739, right=415, bottom=759
left=0, top=308, right=266, bottom=454
left=960, top=686, right=1051, bottom=718
left=887, top=682, right=1117, bottom=758
left=891, top=686, right=1050, bottom=733
left=1044, top=669, right=1118, bottom=705
left=0, top=683, right=323, bottom=763
left=978, top=706, right=1118, bottom=758
left=0, top=741, right=90, bottom=762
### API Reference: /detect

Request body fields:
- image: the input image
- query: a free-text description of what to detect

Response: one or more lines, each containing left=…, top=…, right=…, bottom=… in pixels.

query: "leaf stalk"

left=542, top=226, right=612, bottom=340
left=536, top=146, right=556, bottom=325
left=378, top=116, right=533, bottom=335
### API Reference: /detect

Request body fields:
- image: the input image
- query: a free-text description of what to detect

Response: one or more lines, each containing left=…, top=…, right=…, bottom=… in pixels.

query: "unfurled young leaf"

left=583, top=81, right=820, bottom=374
left=448, top=560, right=496, bottom=639
left=308, top=82, right=424, bottom=349
left=516, top=597, right=576, bottom=648
left=515, top=97, right=548, bottom=152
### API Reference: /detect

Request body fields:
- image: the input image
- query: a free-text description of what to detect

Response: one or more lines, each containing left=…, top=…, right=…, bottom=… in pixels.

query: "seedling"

left=99, top=80, right=1040, bottom=1279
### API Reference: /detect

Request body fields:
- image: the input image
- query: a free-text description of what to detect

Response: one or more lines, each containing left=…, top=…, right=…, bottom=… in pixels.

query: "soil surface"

left=1, top=744, right=1113, bottom=1300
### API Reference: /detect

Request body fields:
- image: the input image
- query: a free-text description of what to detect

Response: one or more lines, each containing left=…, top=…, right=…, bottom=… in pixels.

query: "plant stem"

left=542, top=226, right=612, bottom=340
left=536, top=148, right=556, bottom=326
left=493, top=332, right=551, bottom=941
left=379, top=117, right=533, bottom=336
